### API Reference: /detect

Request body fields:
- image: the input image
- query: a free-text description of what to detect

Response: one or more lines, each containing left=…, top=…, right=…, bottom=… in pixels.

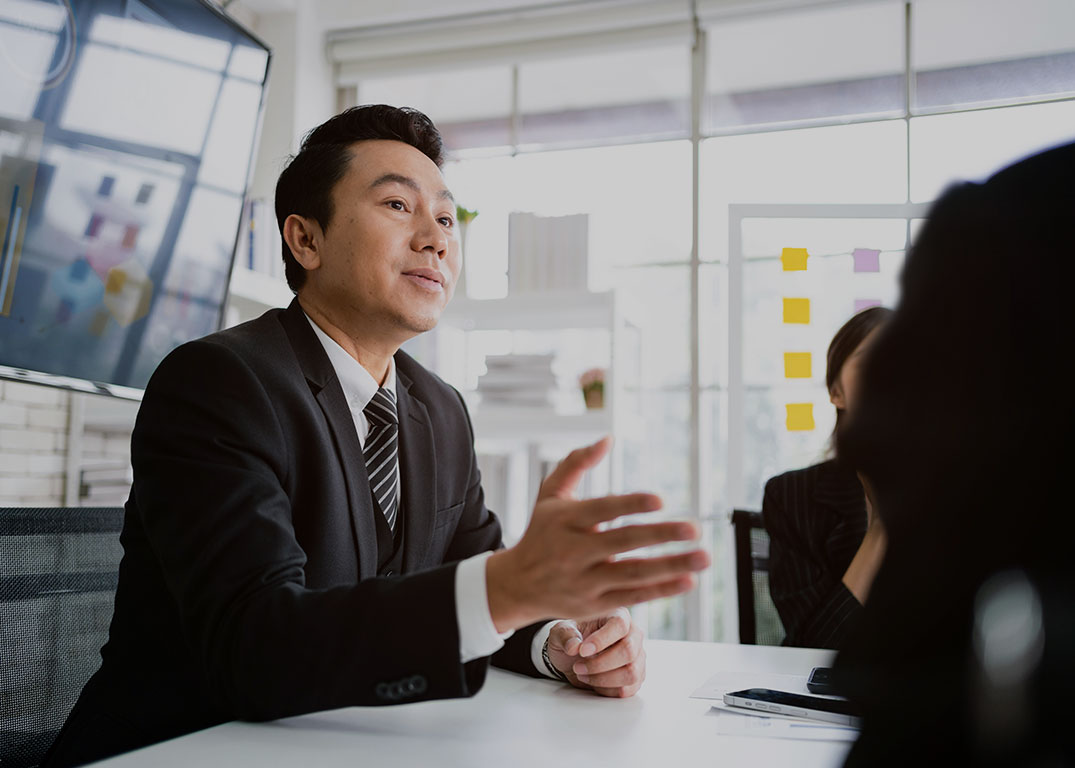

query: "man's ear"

left=829, top=383, right=846, bottom=410
left=282, top=214, right=322, bottom=272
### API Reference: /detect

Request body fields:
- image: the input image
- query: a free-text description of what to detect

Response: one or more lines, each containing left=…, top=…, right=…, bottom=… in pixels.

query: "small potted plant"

left=455, top=205, right=478, bottom=298
left=579, top=368, right=605, bottom=410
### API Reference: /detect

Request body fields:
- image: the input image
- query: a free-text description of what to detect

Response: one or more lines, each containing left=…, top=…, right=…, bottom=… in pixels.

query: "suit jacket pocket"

left=426, top=501, right=462, bottom=562
left=433, top=501, right=464, bottom=530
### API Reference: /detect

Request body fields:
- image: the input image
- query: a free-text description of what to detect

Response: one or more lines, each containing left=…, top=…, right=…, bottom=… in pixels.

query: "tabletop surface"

left=90, top=640, right=850, bottom=768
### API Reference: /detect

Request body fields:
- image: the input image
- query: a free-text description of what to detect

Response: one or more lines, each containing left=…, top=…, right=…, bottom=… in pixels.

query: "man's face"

left=304, top=139, right=460, bottom=343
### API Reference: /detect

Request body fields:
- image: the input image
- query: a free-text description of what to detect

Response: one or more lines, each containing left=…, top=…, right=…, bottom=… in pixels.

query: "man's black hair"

left=274, top=105, right=444, bottom=291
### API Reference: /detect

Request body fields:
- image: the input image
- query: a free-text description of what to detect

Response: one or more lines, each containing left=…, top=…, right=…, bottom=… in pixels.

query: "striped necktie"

left=362, top=387, right=399, bottom=531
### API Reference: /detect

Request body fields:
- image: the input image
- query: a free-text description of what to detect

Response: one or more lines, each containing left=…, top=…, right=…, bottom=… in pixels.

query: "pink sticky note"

left=855, top=299, right=882, bottom=313
left=852, top=248, right=881, bottom=273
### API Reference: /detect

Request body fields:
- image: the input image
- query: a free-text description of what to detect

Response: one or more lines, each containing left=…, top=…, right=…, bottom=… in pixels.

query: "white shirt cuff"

left=530, top=620, right=562, bottom=679
left=456, top=551, right=514, bottom=663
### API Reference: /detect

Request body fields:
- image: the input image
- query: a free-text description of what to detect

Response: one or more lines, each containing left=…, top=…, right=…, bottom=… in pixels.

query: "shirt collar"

left=304, top=312, right=397, bottom=413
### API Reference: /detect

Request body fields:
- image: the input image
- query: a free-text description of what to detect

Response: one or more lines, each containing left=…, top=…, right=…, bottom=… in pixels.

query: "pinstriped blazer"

left=762, top=460, right=867, bottom=650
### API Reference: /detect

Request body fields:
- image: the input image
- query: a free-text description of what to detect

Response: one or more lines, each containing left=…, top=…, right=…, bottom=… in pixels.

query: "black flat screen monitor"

left=0, top=0, right=270, bottom=397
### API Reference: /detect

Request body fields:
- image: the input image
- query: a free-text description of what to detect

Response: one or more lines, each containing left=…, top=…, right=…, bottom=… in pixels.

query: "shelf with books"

left=422, top=288, right=643, bottom=538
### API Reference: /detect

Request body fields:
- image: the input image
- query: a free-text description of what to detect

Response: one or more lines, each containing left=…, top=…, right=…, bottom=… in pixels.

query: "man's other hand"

left=486, top=437, right=710, bottom=632
left=547, top=608, right=646, bottom=698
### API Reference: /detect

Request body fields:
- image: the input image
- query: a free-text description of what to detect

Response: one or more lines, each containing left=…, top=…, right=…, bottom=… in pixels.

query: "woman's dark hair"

left=274, top=105, right=444, bottom=292
left=825, top=305, right=892, bottom=437
left=833, top=141, right=1075, bottom=766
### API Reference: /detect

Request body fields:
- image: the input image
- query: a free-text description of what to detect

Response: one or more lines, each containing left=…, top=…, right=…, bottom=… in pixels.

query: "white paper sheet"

left=705, top=707, right=859, bottom=743
left=690, top=670, right=859, bottom=742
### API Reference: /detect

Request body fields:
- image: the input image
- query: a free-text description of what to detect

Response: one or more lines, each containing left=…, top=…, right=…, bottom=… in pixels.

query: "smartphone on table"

left=806, top=666, right=838, bottom=695
left=722, top=688, right=861, bottom=727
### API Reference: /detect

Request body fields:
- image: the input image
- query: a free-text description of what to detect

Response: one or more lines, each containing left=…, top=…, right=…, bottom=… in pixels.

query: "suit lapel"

left=395, top=364, right=437, bottom=573
left=278, top=299, right=379, bottom=578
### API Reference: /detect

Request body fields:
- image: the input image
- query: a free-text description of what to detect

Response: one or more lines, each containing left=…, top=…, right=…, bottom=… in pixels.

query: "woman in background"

left=763, top=306, right=891, bottom=649
left=834, top=141, right=1074, bottom=765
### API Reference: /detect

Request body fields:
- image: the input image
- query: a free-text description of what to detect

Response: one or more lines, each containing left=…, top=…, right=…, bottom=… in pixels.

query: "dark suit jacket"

left=762, top=460, right=866, bottom=649
left=45, top=300, right=542, bottom=767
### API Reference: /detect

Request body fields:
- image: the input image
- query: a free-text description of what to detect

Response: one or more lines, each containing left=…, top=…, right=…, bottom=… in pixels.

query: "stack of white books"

left=477, top=354, right=557, bottom=409
left=508, top=212, right=588, bottom=293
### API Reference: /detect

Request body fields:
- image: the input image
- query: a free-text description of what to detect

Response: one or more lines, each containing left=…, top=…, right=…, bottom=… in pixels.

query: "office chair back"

left=0, top=507, right=125, bottom=768
left=731, top=509, right=784, bottom=645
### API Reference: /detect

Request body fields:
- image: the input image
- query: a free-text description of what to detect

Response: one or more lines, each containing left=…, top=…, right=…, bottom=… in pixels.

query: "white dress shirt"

left=304, top=315, right=556, bottom=671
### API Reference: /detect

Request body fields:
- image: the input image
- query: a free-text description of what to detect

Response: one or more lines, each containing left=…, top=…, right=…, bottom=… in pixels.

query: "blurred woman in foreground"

left=834, top=141, right=1075, bottom=766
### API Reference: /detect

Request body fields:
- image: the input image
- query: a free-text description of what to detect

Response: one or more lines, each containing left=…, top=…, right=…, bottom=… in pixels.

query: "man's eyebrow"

left=369, top=173, right=455, bottom=202
left=369, top=173, right=420, bottom=192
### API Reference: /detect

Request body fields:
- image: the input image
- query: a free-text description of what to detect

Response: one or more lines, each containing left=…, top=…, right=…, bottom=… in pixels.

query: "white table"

left=91, top=641, right=849, bottom=767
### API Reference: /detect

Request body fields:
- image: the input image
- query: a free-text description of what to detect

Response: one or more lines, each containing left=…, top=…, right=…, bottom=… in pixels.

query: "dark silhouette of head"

left=834, top=140, right=1075, bottom=766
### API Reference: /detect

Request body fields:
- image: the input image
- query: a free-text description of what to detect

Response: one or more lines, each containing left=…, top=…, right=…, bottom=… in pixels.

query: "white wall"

left=0, top=381, right=136, bottom=507
left=245, top=1, right=335, bottom=201
left=248, top=10, right=298, bottom=201
left=0, top=381, right=70, bottom=506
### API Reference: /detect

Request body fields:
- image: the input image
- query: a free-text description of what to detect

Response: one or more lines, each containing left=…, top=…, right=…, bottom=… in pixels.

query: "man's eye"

left=438, top=217, right=454, bottom=227
left=388, top=200, right=405, bottom=211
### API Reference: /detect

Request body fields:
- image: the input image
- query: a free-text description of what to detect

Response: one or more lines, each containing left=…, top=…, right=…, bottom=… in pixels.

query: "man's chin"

left=398, top=312, right=442, bottom=337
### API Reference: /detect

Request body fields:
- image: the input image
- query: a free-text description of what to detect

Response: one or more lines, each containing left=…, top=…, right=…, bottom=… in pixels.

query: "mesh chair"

left=731, top=509, right=784, bottom=646
left=0, top=507, right=124, bottom=768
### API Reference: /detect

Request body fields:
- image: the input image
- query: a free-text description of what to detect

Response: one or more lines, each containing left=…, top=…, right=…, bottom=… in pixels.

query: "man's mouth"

left=402, top=268, right=446, bottom=291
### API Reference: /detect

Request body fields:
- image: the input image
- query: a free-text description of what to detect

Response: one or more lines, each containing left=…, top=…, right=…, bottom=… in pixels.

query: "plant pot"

left=583, top=386, right=604, bottom=410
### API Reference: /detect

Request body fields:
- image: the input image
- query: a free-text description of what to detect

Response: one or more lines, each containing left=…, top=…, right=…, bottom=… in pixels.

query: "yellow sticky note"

left=786, top=403, right=815, bottom=431
left=783, top=298, right=810, bottom=324
left=105, top=269, right=127, bottom=294
left=784, top=352, right=812, bottom=379
left=781, top=247, right=809, bottom=271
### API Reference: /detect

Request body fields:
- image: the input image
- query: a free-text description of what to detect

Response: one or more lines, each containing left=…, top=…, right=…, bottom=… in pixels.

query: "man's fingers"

left=590, top=685, right=640, bottom=699
left=565, top=493, right=664, bottom=529
left=594, top=574, right=699, bottom=612
left=573, top=633, right=641, bottom=677
left=549, top=620, right=583, bottom=656
left=538, top=437, right=611, bottom=501
left=592, top=550, right=710, bottom=590
left=577, top=662, right=642, bottom=689
left=577, top=648, right=647, bottom=694
left=567, top=557, right=706, bottom=619
left=577, top=607, right=631, bottom=658
left=593, top=521, right=699, bottom=556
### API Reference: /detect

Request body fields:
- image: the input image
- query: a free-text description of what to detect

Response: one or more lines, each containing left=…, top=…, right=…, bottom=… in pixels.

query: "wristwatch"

left=541, top=636, right=570, bottom=682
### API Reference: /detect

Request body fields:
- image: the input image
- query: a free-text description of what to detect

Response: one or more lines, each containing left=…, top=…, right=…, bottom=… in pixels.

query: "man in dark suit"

left=44, top=105, right=709, bottom=767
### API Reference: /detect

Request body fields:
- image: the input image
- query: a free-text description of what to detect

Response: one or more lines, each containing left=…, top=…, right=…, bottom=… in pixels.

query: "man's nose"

left=414, top=211, right=447, bottom=257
